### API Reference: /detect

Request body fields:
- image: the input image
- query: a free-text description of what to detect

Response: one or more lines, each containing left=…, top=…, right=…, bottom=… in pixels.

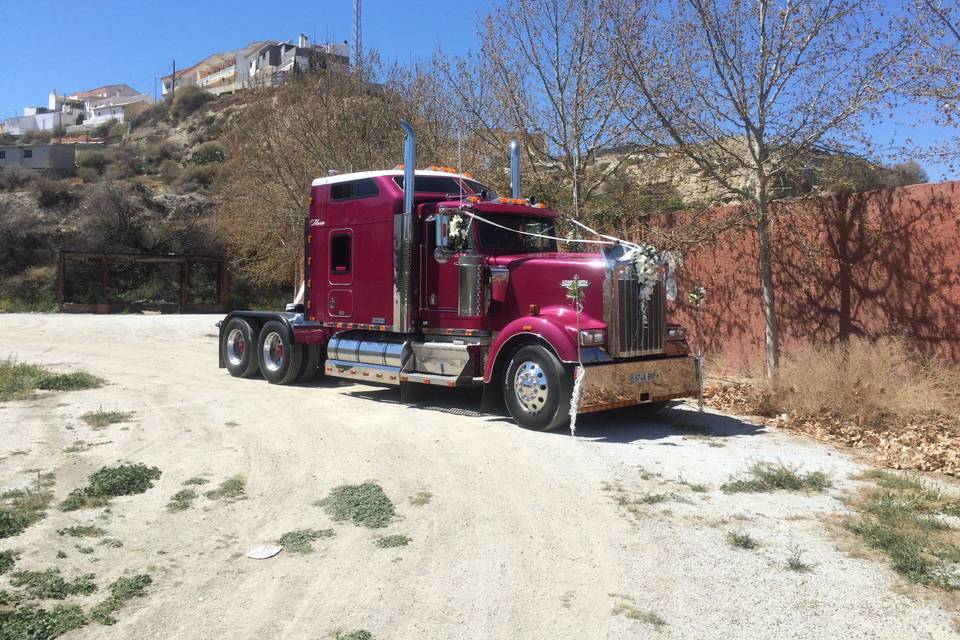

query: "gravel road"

left=0, top=314, right=956, bottom=639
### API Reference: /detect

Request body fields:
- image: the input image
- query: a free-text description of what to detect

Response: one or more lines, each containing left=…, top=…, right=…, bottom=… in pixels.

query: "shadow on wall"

left=664, top=181, right=960, bottom=371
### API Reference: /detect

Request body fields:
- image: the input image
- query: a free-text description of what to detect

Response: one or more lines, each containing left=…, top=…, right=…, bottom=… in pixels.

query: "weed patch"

left=10, top=568, right=97, bottom=599
left=0, top=604, right=85, bottom=640
left=0, top=359, right=103, bottom=402
left=204, top=475, right=246, bottom=501
left=89, top=574, right=152, bottom=625
left=846, top=470, right=960, bottom=589
left=317, top=483, right=395, bottom=529
left=728, top=531, right=759, bottom=550
left=610, top=601, right=666, bottom=629
left=374, top=534, right=411, bottom=548
left=0, top=485, right=52, bottom=538
left=182, top=476, right=209, bottom=486
left=80, top=408, right=133, bottom=429
left=277, top=528, right=334, bottom=553
left=721, top=462, right=831, bottom=494
left=166, top=489, right=197, bottom=512
left=98, top=538, right=123, bottom=548
left=60, top=464, right=161, bottom=511
left=408, top=491, right=432, bottom=506
left=336, top=631, right=374, bottom=640
left=56, top=525, right=106, bottom=538
left=0, top=550, right=16, bottom=573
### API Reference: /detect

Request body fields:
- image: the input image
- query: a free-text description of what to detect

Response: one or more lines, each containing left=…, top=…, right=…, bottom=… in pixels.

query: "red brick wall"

left=664, top=181, right=960, bottom=371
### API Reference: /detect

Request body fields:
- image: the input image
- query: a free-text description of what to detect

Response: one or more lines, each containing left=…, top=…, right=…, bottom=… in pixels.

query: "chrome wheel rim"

left=226, top=328, right=246, bottom=366
left=513, top=361, right=548, bottom=413
left=262, top=332, right=284, bottom=373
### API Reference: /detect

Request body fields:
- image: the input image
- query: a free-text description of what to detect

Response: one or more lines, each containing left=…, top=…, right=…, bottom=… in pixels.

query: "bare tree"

left=906, top=0, right=960, bottom=172
left=611, top=0, right=909, bottom=377
left=435, top=0, right=633, bottom=223
left=217, top=63, right=442, bottom=286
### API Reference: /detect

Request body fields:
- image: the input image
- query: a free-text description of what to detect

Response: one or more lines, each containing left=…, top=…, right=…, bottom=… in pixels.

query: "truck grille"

left=607, top=263, right=666, bottom=357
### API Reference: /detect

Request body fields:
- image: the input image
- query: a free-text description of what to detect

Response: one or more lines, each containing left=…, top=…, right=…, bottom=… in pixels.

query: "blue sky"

left=2, top=0, right=956, bottom=179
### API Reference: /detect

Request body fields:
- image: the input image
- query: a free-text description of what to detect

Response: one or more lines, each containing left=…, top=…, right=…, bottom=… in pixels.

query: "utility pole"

left=170, top=60, right=176, bottom=103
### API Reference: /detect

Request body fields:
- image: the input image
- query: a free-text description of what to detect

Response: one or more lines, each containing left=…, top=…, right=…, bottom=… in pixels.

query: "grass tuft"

left=374, top=534, right=411, bottom=548
left=80, top=408, right=133, bottom=429
left=0, top=604, right=85, bottom=639
left=721, top=462, right=832, bottom=494
left=317, top=483, right=395, bottom=529
left=166, top=489, right=197, bottom=512
left=335, top=631, right=374, bottom=640
left=182, top=476, right=209, bottom=486
left=60, top=464, right=162, bottom=511
left=10, top=568, right=97, bottom=599
left=728, top=531, right=759, bottom=550
left=89, top=574, right=152, bottom=625
left=57, top=525, right=106, bottom=538
left=204, top=475, right=246, bottom=501
left=0, top=358, right=103, bottom=402
left=277, top=528, right=334, bottom=553
left=845, top=470, right=960, bottom=589
left=786, top=547, right=812, bottom=572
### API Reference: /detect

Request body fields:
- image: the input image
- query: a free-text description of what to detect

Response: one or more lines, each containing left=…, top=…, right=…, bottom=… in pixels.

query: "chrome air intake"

left=393, top=120, right=417, bottom=333
left=509, top=139, right=521, bottom=198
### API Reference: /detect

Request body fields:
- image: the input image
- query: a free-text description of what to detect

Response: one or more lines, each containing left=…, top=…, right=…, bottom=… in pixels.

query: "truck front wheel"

left=257, top=321, right=303, bottom=385
left=222, top=317, right=260, bottom=378
left=503, top=345, right=572, bottom=431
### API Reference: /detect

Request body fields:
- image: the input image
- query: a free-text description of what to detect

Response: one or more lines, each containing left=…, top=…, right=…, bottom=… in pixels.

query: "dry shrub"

left=706, top=336, right=960, bottom=476
left=774, top=336, right=958, bottom=427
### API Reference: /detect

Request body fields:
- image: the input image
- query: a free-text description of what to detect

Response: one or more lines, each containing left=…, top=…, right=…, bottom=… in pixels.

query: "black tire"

left=257, top=321, right=303, bottom=385
left=503, top=344, right=572, bottom=431
left=221, top=317, right=260, bottom=378
left=297, top=344, right=322, bottom=382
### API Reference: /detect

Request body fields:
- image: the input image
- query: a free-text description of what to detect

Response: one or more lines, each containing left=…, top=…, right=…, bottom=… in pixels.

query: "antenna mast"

left=352, top=0, right=362, bottom=72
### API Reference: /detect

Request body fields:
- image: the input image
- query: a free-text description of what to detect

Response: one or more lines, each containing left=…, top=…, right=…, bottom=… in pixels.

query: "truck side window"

left=330, top=232, right=351, bottom=274
left=330, top=179, right=378, bottom=201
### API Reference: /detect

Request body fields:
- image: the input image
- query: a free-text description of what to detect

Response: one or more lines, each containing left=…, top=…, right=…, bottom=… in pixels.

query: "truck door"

left=326, top=229, right=353, bottom=319
left=422, top=219, right=458, bottom=311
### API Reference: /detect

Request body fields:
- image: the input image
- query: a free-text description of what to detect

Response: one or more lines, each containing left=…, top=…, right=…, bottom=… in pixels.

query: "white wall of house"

left=34, top=111, right=82, bottom=131
left=2, top=116, right=38, bottom=136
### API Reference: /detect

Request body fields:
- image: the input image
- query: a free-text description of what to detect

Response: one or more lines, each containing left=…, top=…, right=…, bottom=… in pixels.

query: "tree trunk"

left=755, top=194, right=780, bottom=378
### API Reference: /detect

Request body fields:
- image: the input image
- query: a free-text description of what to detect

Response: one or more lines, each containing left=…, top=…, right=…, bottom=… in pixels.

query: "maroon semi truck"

left=218, top=121, right=699, bottom=430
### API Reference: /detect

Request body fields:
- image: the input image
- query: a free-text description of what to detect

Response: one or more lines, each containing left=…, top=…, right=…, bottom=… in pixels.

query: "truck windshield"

left=474, top=214, right=557, bottom=253
left=394, top=176, right=496, bottom=197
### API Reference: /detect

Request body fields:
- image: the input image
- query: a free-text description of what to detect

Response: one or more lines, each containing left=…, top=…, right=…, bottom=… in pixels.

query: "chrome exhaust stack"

left=509, top=139, right=521, bottom=198
left=393, top=120, right=417, bottom=333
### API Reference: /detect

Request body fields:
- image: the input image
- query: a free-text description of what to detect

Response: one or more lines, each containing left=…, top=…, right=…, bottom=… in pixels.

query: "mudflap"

left=577, top=355, right=698, bottom=414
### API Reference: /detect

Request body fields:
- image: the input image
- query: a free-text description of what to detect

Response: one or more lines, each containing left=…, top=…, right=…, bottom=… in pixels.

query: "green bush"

left=171, top=86, right=214, bottom=120
left=190, top=143, right=224, bottom=165
left=76, top=150, right=109, bottom=174
left=90, top=119, right=118, bottom=139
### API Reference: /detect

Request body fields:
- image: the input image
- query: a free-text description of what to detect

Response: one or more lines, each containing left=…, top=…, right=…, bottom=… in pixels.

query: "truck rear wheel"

left=503, top=344, right=571, bottom=431
left=257, top=321, right=303, bottom=385
left=222, top=317, right=260, bottom=378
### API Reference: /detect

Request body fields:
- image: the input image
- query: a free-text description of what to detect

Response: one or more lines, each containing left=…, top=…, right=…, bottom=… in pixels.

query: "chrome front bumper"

left=577, top=355, right=698, bottom=414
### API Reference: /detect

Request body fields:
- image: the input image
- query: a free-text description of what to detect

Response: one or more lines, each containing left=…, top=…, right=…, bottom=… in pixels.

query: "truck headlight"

left=667, top=326, right=686, bottom=339
left=579, top=329, right=605, bottom=346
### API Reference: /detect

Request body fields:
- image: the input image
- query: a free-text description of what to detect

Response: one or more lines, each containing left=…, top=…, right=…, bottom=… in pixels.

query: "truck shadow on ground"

left=345, top=387, right=764, bottom=444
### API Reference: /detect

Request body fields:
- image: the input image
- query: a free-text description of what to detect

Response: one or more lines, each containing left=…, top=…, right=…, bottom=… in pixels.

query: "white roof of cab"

left=311, top=169, right=480, bottom=187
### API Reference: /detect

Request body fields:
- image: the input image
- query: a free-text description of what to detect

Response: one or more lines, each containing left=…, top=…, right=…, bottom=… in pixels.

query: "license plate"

left=629, top=371, right=658, bottom=384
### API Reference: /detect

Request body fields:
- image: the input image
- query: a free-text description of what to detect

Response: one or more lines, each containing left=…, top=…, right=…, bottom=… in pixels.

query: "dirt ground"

left=0, top=314, right=957, bottom=640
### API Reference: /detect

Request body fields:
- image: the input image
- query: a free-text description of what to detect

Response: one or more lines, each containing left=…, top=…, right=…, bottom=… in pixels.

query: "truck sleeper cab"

left=218, top=121, right=699, bottom=430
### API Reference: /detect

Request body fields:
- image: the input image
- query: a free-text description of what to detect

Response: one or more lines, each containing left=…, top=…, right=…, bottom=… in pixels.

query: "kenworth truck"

left=218, top=121, right=698, bottom=430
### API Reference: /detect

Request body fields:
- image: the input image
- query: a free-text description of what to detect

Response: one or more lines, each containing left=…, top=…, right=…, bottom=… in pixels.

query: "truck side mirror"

left=663, top=251, right=680, bottom=302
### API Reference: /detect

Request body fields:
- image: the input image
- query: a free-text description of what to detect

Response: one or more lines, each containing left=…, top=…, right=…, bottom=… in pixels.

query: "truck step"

left=324, top=360, right=401, bottom=385
left=399, top=372, right=480, bottom=388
